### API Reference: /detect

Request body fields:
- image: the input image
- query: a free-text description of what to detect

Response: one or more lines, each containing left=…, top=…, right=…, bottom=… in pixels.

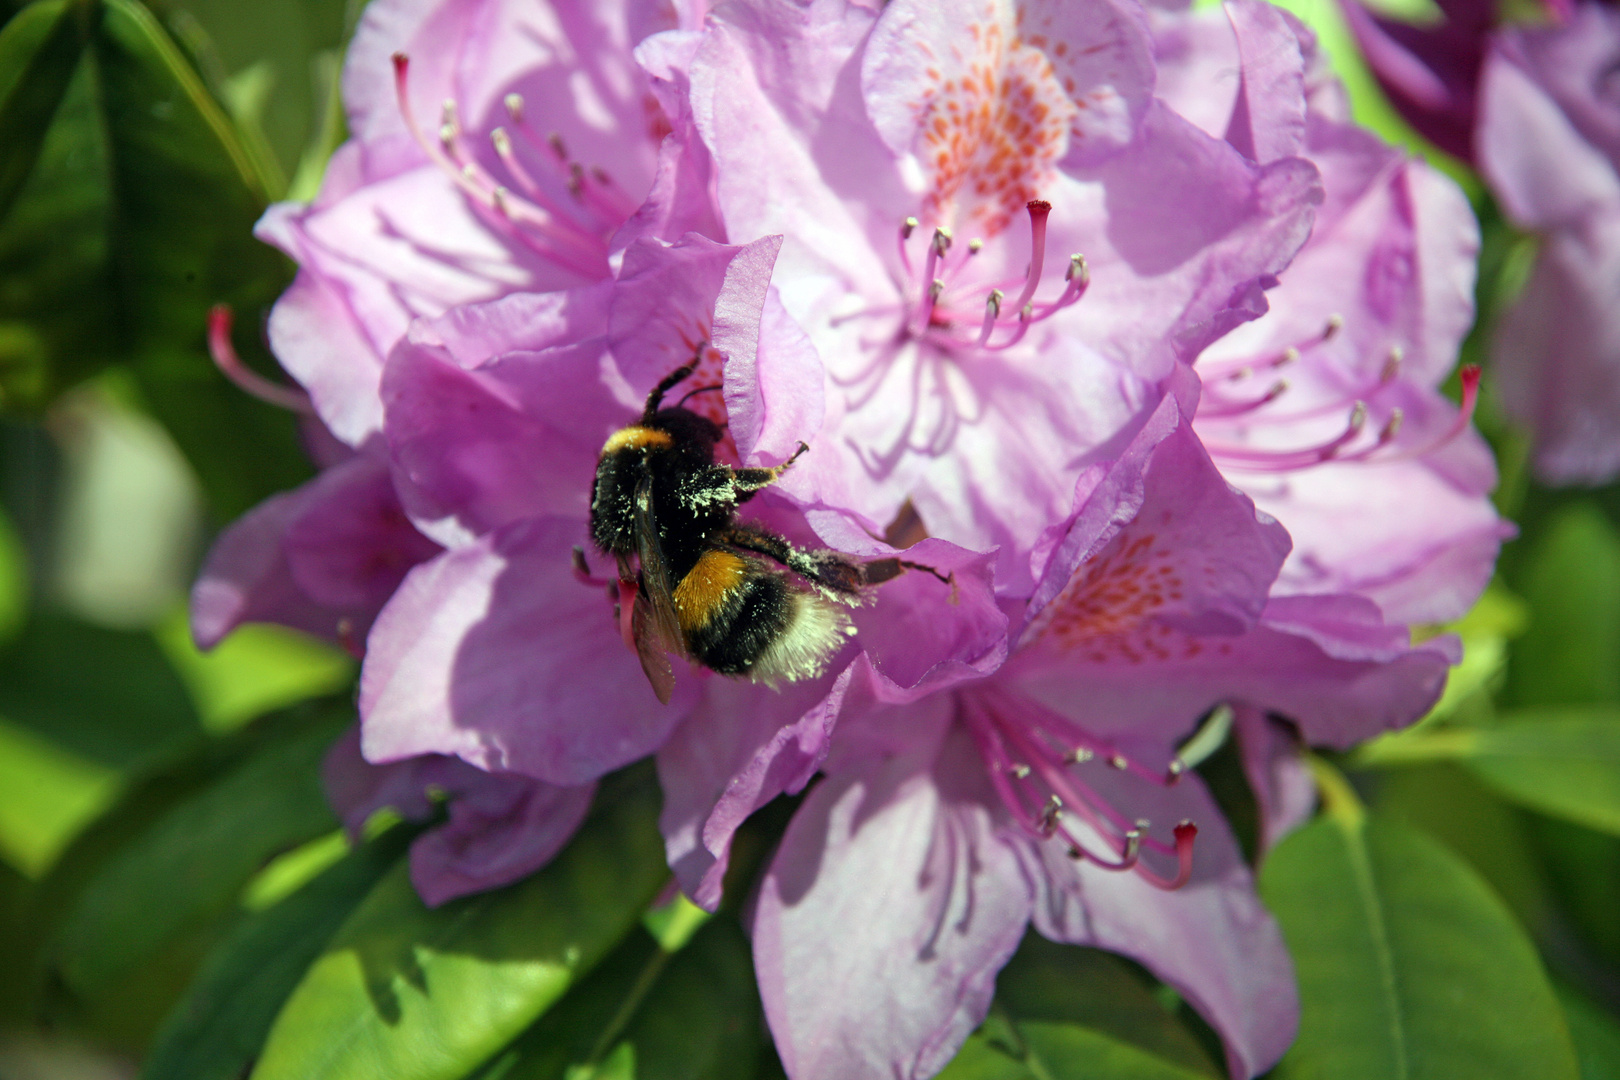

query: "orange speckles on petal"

left=912, top=16, right=1074, bottom=235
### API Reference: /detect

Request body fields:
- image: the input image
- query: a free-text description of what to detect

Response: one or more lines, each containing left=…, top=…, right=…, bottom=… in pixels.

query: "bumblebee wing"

left=631, top=472, right=686, bottom=702
left=631, top=595, right=677, bottom=705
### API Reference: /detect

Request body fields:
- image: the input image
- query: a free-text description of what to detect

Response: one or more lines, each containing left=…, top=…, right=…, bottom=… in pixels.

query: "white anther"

left=504, top=93, right=524, bottom=122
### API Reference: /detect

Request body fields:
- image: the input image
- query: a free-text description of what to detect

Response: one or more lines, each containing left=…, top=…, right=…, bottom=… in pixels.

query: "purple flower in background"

left=254, top=0, right=712, bottom=447
left=1157, top=0, right=1509, bottom=623
left=1338, top=0, right=1496, bottom=162
left=1338, top=0, right=1572, bottom=164
left=682, top=0, right=1322, bottom=587
left=1479, top=2, right=1620, bottom=483
left=664, top=391, right=1456, bottom=1080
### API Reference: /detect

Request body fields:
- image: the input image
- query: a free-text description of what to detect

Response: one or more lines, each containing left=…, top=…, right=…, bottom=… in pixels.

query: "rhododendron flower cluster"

left=1345, top=0, right=1620, bottom=484
left=192, top=0, right=1502, bottom=1075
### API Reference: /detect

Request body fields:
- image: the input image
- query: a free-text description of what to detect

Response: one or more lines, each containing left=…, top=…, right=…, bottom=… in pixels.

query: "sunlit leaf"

left=140, top=825, right=413, bottom=1080
left=154, top=605, right=354, bottom=734
left=250, top=766, right=667, bottom=1080
left=1372, top=762, right=1553, bottom=934
left=27, top=700, right=347, bottom=1047
left=1261, top=798, right=1579, bottom=1080
left=0, top=715, right=116, bottom=876
left=1461, top=711, right=1620, bottom=836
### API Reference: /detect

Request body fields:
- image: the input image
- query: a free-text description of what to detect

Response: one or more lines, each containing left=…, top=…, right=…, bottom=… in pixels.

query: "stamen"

left=968, top=238, right=984, bottom=255
left=1323, top=313, right=1344, bottom=340
left=976, top=289, right=1006, bottom=348
left=1009, top=200, right=1051, bottom=315
left=1380, top=346, right=1403, bottom=384
left=898, top=217, right=919, bottom=275
left=504, top=92, right=524, bottom=123
left=1135, top=822, right=1198, bottom=891
left=206, top=306, right=313, bottom=413
left=390, top=53, right=607, bottom=277
left=1379, top=365, right=1480, bottom=461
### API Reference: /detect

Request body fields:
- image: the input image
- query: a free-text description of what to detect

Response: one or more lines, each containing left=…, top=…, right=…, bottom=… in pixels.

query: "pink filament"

left=206, top=306, right=313, bottom=414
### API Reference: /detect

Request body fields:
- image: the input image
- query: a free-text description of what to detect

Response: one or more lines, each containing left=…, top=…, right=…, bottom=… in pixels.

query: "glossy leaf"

left=0, top=715, right=116, bottom=876
left=1372, top=762, right=1553, bottom=934
left=1261, top=805, right=1580, bottom=1080
left=28, top=701, right=348, bottom=1046
left=140, top=825, right=414, bottom=1080
left=935, top=1024, right=1213, bottom=1080
left=250, top=767, right=667, bottom=1080
left=0, top=0, right=96, bottom=225
left=0, top=0, right=308, bottom=515
left=0, top=611, right=201, bottom=768
left=482, top=916, right=764, bottom=1080
left=1508, top=505, right=1620, bottom=708
left=993, top=934, right=1220, bottom=1077
left=1462, top=711, right=1620, bottom=836
left=1557, top=984, right=1620, bottom=1080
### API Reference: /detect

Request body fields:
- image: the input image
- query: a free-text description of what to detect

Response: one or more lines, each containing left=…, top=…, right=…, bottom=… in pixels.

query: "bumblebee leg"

left=729, top=442, right=811, bottom=501
left=642, top=342, right=709, bottom=417
left=720, top=523, right=865, bottom=600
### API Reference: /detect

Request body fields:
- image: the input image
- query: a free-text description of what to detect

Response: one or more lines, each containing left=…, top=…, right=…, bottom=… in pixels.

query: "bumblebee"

left=589, top=351, right=868, bottom=703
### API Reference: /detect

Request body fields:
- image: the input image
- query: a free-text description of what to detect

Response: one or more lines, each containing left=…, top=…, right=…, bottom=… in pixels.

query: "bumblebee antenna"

left=675, top=384, right=725, bottom=409
left=643, top=342, right=711, bottom=418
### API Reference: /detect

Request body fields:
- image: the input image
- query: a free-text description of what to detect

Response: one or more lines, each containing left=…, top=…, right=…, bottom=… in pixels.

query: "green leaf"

left=615, top=918, right=762, bottom=1080
left=0, top=0, right=309, bottom=515
left=1019, top=1024, right=1216, bottom=1080
left=1508, top=504, right=1620, bottom=708
left=154, top=0, right=353, bottom=187
left=0, top=0, right=98, bottom=222
left=1260, top=807, right=1580, bottom=1080
left=475, top=914, right=764, bottom=1080
left=250, top=767, right=668, bottom=1080
left=0, top=611, right=201, bottom=768
left=1372, top=762, right=1553, bottom=934
left=935, top=1034, right=1036, bottom=1080
left=140, top=826, right=413, bottom=1080
left=28, top=701, right=348, bottom=1047
left=154, top=605, right=354, bottom=734
left=1556, top=984, right=1620, bottom=1080
left=1461, top=711, right=1620, bottom=836
left=936, top=1024, right=1214, bottom=1080
left=0, top=714, right=117, bottom=876
left=993, top=934, right=1221, bottom=1077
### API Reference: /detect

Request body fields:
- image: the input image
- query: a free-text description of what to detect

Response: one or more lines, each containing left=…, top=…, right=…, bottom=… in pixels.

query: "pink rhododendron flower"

left=663, top=388, right=1455, bottom=1080
left=681, top=0, right=1323, bottom=587
left=322, top=727, right=595, bottom=906
left=254, top=0, right=713, bottom=447
left=1479, top=1, right=1620, bottom=483
left=360, top=230, right=976, bottom=783
left=1157, top=1, right=1510, bottom=624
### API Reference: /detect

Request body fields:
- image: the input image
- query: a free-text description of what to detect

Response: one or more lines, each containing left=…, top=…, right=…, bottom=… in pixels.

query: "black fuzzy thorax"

left=590, top=407, right=744, bottom=583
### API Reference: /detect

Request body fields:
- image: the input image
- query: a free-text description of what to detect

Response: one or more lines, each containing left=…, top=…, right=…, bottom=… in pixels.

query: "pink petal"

left=359, top=515, right=695, bottom=783
left=754, top=736, right=1032, bottom=1080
